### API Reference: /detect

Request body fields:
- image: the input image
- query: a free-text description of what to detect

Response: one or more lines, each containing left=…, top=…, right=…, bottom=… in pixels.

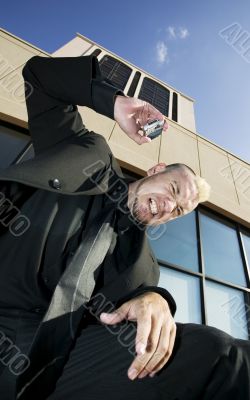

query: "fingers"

left=137, top=320, right=171, bottom=378
left=128, top=318, right=176, bottom=380
left=163, top=118, right=169, bottom=132
left=129, top=133, right=152, bottom=145
left=100, top=305, right=128, bottom=325
left=115, top=96, right=168, bottom=145
left=128, top=317, right=167, bottom=379
left=148, top=322, right=177, bottom=377
left=142, top=321, right=176, bottom=378
left=133, top=101, right=163, bottom=124
left=101, top=292, right=176, bottom=381
left=134, top=312, right=152, bottom=356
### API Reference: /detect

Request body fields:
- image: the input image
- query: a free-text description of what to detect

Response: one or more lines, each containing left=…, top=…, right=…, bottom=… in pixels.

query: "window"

left=199, top=211, right=247, bottom=287
left=147, top=205, right=250, bottom=339
left=159, top=266, right=201, bottom=323
left=206, top=281, right=249, bottom=340
left=99, top=55, right=132, bottom=90
left=242, top=231, right=250, bottom=267
left=0, top=122, right=30, bottom=168
left=138, top=77, right=170, bottom=116
left=172, top=92, right=178, bottom=122
left=148, top=211, right=199, bottom=272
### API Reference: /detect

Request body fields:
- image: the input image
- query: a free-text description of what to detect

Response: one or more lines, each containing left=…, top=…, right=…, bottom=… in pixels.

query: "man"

left=0, top=55, right=249, bottom=400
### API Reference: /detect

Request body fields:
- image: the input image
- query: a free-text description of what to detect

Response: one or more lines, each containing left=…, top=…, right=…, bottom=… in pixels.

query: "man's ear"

left=147, top=162, right=167, bottom=176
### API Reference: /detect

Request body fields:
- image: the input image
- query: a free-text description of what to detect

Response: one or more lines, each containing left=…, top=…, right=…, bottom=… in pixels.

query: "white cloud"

left=167, top=26, right=190, bottom=40
left=168, top=26, right=176, bottom=39
left=178, top=27, right=189, bottom=39
left=156, top=41, right=168, bottom=64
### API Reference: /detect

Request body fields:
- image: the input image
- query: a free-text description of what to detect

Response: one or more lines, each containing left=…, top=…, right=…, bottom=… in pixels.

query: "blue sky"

left=1, top=0, right=249, bottom=162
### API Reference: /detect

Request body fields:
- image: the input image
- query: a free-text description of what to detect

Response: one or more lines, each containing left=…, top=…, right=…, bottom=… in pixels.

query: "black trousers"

left=0, top=311, right=250, bottom=400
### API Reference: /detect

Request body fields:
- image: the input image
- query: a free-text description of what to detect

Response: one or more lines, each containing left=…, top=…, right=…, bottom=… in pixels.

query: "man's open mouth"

left=149, top=198, right=158, bottom=216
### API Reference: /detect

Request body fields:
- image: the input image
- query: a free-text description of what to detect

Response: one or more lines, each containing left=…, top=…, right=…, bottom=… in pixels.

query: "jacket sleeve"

left=22, top=55, right=123, bottom=155
left=115, top=285, right=177, bottom=318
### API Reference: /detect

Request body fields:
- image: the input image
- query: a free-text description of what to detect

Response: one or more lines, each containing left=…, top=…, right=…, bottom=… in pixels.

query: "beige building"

left=0, top=27, right=249, bottom=339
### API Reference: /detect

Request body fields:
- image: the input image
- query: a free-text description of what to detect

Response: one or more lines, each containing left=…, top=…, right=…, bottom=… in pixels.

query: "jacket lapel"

left=0, top=131, right=124, bottom=196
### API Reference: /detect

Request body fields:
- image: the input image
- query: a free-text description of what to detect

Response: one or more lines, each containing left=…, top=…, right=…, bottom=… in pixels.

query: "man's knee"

left=180, top=323, right=235, bottom=357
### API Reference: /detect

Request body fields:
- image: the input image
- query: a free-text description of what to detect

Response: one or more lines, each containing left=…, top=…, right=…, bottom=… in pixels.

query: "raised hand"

left=114, top=95, right=168, bottom=145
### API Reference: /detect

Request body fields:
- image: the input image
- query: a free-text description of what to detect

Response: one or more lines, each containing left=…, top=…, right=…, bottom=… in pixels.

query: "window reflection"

left=138, top=77, right=170, bottom=116
left=99, top=55, right=132, bottom=90
left=148, top=211, right=199, bottom=272
left=158, top=266, right=201, bottom=324
left=199, top=211, right=247, bottom=287
left=242, top=231, right=250, bottom=269
left=0, top=124, right=30, bottom=168
left=206, top=280, right=249, bottom=340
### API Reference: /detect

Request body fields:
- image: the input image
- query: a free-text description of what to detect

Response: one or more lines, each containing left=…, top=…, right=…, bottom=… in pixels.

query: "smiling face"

left=127, top=164, right=199, bottom=226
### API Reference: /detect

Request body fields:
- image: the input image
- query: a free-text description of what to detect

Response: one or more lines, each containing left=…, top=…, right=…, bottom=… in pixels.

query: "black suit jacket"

left=0, top=55, right=177, bottom=398
left=0, top=55, right=176, bottom=314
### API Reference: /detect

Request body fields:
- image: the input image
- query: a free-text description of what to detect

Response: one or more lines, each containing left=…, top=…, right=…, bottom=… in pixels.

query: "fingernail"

left=137, top=343, right=146, bottom=355
left=149, top=372, right=156, bottom=378
left=101, top=312, right=113, bottom=318
left=138, top=370, right=148, bottom=379
left=128, top=368, right=138, bottom=380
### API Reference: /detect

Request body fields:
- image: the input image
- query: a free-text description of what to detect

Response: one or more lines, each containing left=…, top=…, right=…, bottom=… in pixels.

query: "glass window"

left=138, top=77, right=170, bottom=116
left=172, top=92, right=178, bottom=122
left=99, top=55, right=132, bottom=90
left=158, top=266, right=202, bottom=324
left=0, top=123, right=30, bottom=168
left=199, top=211, right=247, bottom=287
left=242, top=231, right=250, bottom=268
left=206, top=280, right=249, bottom=340
left=148, top=211, right=199, bottom=272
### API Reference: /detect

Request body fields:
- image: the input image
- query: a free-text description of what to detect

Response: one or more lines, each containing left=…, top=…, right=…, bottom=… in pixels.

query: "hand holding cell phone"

left=114, top=96, right=168, bottom=145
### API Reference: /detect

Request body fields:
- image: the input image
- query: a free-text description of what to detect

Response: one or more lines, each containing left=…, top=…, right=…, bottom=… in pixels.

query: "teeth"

left=149, top=199, right=158, bottom=215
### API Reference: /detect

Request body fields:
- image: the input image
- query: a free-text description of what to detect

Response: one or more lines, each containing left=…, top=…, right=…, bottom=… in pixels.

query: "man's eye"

left=177, top=207, right=182, bottom=216
left=171, top=183, right=176, bottom=195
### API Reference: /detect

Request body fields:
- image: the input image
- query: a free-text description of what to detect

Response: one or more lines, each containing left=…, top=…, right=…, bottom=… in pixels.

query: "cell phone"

left=142, top=119, right=164, bottom=140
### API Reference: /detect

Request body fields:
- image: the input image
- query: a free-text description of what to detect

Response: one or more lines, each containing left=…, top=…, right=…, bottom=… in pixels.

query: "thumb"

left=130, top=133, right=152, bottom=145
left=100, top=306, right=128, bottom=325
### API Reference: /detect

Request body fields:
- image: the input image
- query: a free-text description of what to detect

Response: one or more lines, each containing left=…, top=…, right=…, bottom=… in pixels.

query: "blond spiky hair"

left=163, top=163, right=211, bottom=203
left=193, top=175, right=211, bottom=203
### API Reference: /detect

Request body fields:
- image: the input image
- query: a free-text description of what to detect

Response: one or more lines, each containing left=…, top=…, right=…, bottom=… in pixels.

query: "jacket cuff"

left=116, top=285, right=177, bottom=317
left=91, top=78, right=124, bottom=120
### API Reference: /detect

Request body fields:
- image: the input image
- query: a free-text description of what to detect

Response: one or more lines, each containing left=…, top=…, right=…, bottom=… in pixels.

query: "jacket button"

left=49, top=178, right=61, bottom=190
